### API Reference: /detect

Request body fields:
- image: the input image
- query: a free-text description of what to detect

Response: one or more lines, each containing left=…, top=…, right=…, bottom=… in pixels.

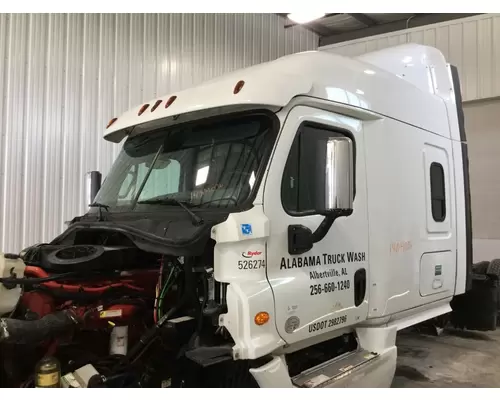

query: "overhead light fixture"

left=287, top=12, right=326, bottom=25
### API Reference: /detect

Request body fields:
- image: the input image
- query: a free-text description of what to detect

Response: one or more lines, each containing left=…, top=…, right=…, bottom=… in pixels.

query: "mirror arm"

left=312, top=209, right=353, bottom=244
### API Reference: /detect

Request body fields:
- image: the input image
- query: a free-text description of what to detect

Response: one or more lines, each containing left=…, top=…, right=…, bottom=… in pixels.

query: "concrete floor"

left=392, top=327, right=500, bottom=387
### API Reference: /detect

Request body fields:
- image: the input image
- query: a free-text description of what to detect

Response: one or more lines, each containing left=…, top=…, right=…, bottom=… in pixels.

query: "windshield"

left=92, top=113, right=276, bottom=212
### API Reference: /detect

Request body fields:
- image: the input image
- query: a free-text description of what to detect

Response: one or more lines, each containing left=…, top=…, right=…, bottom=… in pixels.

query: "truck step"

left=292, top=348, right=379, bottom=388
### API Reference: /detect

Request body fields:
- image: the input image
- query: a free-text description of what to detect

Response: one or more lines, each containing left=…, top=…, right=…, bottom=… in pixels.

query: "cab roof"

left=104, top=44, right=455, bottom=143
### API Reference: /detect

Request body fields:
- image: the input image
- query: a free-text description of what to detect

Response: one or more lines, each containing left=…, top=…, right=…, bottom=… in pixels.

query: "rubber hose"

left=0, top=310, right=79, bottom=345
left=114, top=259, right=197, bottom=370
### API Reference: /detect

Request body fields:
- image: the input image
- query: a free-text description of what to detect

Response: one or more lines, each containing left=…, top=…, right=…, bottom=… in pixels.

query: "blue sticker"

left=241, top=224, right=253, bottom=236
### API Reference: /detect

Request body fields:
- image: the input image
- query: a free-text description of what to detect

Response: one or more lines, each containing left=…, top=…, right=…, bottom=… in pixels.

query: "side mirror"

left=86, top=171, right=102, bottom=205
left=321, top=136, right=354, bottom=213
left=288, top=135, right=354, bottom=255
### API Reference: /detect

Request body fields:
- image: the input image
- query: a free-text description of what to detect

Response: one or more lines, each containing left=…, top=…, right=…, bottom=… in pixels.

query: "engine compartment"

left=0, top=228, right=245, bottom=388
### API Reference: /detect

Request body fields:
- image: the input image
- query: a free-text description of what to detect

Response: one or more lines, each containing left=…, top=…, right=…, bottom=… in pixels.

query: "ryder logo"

left=241, top=251, right=262, bottom=258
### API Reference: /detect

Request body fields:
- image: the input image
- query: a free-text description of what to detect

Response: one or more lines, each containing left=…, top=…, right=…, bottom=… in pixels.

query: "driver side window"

left=281, top=123, right=355, bottom=215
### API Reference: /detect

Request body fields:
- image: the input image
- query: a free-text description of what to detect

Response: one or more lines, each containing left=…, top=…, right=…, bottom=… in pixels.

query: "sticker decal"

left=238, top=260, right=265, bottom=270
left=241, top=250, right=262, bottom=258
left=99, top=309, right=122, bottom=319
left=287, top=304, right=298, bottom=314
left=309, top=280, right=351, bottom=296
left=308, top=315, right=347, bottom=333
left=285, top=316, right=300, bottom=334
left=241, top=224, right=253, bottom=236
left=280, top=252, right=366, bottom=270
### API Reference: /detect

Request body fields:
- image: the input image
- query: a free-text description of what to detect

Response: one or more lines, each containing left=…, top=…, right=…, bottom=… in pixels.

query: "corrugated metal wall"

left=320, top=14, right=500, bottom=102
left=0, top=13, right=318, bottom=253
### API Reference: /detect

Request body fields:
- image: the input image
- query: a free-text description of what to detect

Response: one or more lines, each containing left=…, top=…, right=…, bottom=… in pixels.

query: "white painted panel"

left=0, top=13, right=318, bottom=253
left=321, top=14, right=500, bottom=102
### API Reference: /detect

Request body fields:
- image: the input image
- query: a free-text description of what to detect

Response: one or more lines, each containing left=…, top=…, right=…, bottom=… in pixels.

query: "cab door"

left=263, top=106, right=369, bottom=345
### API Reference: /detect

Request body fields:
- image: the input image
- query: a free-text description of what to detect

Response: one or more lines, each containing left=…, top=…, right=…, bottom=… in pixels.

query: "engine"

left=0, top=234, right=235, bottom=388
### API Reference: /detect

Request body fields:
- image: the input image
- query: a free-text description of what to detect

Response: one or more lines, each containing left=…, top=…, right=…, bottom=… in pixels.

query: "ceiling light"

left=287, top=13, right=326, bottom=25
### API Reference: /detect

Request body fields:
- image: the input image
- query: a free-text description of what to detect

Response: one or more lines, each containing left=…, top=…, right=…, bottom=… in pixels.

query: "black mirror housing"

left=86, top=171, right=102, bottom=205
left=288, top=225, right=314, bottom=255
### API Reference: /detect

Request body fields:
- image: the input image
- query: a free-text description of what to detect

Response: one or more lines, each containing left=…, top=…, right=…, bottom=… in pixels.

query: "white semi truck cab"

left=0, top=44, right=497, bottom=388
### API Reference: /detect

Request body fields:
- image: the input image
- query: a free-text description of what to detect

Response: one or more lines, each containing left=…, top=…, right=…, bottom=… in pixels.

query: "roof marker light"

left=233, top=80, right=245, bottom=94
left=165, top=95, right=177, bottom=109
left=138, top=104, right=150, bottom=116
left=106, top=118, right=117, bottom=129
left=151, top=99, right=162, bottom=112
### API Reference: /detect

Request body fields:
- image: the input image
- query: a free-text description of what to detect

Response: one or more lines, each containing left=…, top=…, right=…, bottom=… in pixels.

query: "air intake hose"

left=0, top=310, right=79, bottom=345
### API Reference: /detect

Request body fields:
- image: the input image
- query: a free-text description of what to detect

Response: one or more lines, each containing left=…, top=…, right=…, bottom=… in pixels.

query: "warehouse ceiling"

left=278, top=13, right=483, bottom=46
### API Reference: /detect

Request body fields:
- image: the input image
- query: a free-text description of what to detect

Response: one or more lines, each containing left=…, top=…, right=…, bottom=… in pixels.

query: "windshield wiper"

left=137, top=198, right=204, bottom=226
left=88, top=202, right=110, bottom=221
